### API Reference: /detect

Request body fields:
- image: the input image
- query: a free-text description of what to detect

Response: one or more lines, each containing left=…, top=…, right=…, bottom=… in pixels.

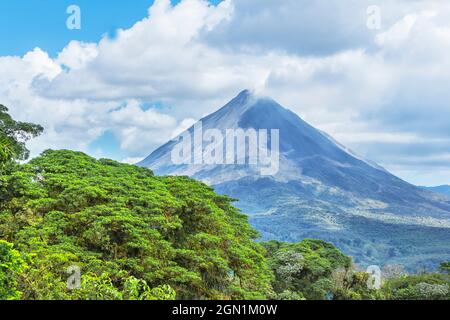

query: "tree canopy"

left=263, top=239, right=355, bottom=300
left=0, top=150, right=272, bottom=299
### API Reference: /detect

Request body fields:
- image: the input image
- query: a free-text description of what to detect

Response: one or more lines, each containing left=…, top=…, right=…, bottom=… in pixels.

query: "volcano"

left=139, top=90, right=450, bottom=270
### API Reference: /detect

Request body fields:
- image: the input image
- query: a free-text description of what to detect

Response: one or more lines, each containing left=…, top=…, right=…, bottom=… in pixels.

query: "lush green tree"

left=0, top=150, right=272, bottom=300
left=263, top=239, right=352, bottom=300
left=0, top=136, right=14, bottom=166
left=70, top=273, right=176, bottom=300
left=0, top=105, right=43, bottom=167
left=0, top=240, right=26, bottom=299
left=275, top=290, right=306, bottom=300
left=382, top=273, right=449, bottom=300
left=330, top=268, right=383, bottom=300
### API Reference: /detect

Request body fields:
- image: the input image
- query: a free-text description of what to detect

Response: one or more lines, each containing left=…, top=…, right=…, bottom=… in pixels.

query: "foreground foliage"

left=0, top=150, right=272, bottom=299
left=263, top=240, right=382, bottom=300
left=382, top=273, right=450, bottom=300
left=0, top=240, right=26, bottom=299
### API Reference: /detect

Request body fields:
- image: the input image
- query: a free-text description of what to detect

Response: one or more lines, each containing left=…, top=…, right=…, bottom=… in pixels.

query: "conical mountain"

left=139, top=90, right=450, bottom=270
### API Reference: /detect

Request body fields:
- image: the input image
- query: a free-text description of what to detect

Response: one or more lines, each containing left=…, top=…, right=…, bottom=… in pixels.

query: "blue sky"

left=1, top=0, right=450, bottom=185
left=0, top=0, right=221, bottom=56
left=0, top=0, right=156, bottom=160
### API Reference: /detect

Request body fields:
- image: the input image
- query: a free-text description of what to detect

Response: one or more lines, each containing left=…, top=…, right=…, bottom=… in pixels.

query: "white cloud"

left=23, top=48, right=62, bottom=79
left=109, top=101, right=176, bottom=129
left=108, top=100, right=179, bottom=155
left=56, top=41, right=99, bottom=70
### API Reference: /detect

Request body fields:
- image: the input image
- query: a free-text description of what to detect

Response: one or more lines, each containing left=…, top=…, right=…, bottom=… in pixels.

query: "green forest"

left=1, top=104, right=449, bottom=300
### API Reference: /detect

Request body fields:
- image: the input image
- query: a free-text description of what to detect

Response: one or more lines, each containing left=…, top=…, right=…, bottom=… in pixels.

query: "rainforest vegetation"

left=1, top=105, right=449, bottom=300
